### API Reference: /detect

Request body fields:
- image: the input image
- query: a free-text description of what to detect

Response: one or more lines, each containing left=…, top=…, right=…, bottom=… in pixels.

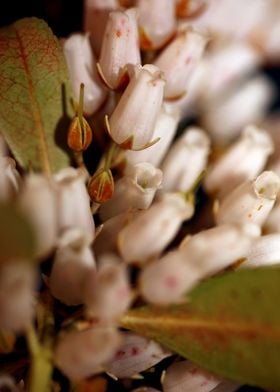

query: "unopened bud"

left=67, top=115, right=92, bottom=152
left=87, top=168, right=114, bottom=203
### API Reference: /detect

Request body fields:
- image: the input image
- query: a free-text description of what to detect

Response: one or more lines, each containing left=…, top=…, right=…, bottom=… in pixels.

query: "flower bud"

left=55, top=326, right=122, bottom=381
left=49, top=229, right=96, bottom=306
left=84, top=254, right=132, bottom=322
left=107, top=64, right=165, bottom=150
left=0, top=157, right=21, bottom=201
left=141, top=222, right=258, bottom=305
left=161, top=127, right=210, bottom=193
left=63, top=33, right=107, bottom=115
left=17, top=174, right=57, bottom=258
left=84, top=0, right=120, bottom=56
left=67, top=115, right=93, bottom=152
left=153, top=29, right=207, bottom=100
left=242, top=234, right=280, bottom=268
left=87, top=168, right=114, bottom=203
left=118, top=193, right=194, bottom=263
left=0, top=263, right=36, bottom=332
left=216, top=171, right=280, bottom=228
left=163, top=360, right=221, bottom=392
left=204, top=125, right=273, bottom=199
left=125, top=105, right=180, bottom=167
left=93, top=211, right=135, bottom=256
left=98, top=8, right=141, bottom=89
left=201, top=76, right=274, bottom=144
left=176, top=0, right=208, bottom=18
left=55, top=168, right=95, bottom=239
left=99, top=162, right=162, bottom=221
left=137, top=0, right=176, bottom=50
left=106, top=332, right=171, bottom=378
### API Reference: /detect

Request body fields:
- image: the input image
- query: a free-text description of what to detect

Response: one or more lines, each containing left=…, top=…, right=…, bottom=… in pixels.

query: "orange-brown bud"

left=67, top=116, right=93, bottom=152
left=87, top=169, right=114, bottom=203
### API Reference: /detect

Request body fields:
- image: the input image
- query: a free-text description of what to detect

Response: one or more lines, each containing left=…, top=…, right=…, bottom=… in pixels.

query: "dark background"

left=0, top=1, right=278, bottom=391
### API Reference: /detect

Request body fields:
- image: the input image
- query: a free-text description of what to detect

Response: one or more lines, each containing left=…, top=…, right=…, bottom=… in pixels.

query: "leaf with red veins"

left=0, top=18, right=74, bottom=173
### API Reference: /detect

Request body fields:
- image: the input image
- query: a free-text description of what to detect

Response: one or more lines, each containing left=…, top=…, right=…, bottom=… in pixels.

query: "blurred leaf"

left=121, top=267, right=280, bottom=391
left=0, top=202, right=36, bottom=262
left=0, top=17, right=73, bottom=173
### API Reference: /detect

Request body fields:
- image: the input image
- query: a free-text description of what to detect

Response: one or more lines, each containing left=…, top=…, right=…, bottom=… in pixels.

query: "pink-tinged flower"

left=84, top=0, right=120, bottom=56
left=84, top=254, right=132, bottom=322
left=99, top=162, right=162, bottom=221
left=140, top=250, right=197, bottom=305
left=55, top=326, right=122, bottom=380
left=125, top=104, right=180, bottom=167
left=0, top=263, right=36, bottom=332
left=161, top=127, right=210, bottom=193
left=98, top=8, right=141, bottom=89
left=118, top=193, right=194, bottom=263
left=216, top=171, right=280, bottom=228
left=0, top=157, right=21, bottom=201
left=107, top=64, right=165, bottom=150
left=137, top=0, right=176, bottom=50
left=153, top=29, right=207, bottom=100
left=106, top=332, right=171, bottom=378
left=49, top=229, right=96, bottom=306
left=204, top=125, right=273, bottom=199
left=17, top=174, right=57, bottom=259
left=54, top=168, right=95, bottom=240
left=63, top=33, right=107, bottom=116
left=176, top=0, right=208, bottom=18
left=201, top=76, right=274, bottom=144
left=140, top=222, right=257, bottom=305
left=163, top=361, right=221, bottom=392
left=241, top=234, right=280, bottom=269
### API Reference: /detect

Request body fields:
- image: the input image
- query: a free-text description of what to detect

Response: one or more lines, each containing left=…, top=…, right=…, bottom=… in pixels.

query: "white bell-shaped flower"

left=163, top=360, right=221, bottom=392
left=98, top=8, right=141, bottom=89
left=63, top=33, right=107, bottom=115
left=107, top=64, right=165, bottom=150
left=84, top=254, right=132, bottom=322
left=106, top=332, right=171, bottom=378
left=55, top=326, right=122, bottom=380
left=161, top=127, right=210, bottom=193
left=153, top=28, right=207, bottom=100
left=242, top=234, right=280, bottom=268
left=54, top=167, right=95, bottom=240
left=118, top=193, right=194, bottom=263
left=125, top=104, right=180, bottom=167
left=49, top=229, right=96, bottom=306
left=216, top=171, right=280, bottom=228
left=99, top=162, right=162, bottom=221
left=204, top=125, right=273, bottom=199
left=17, top=174, right=57, bottom=259
left=137, top=0, right=176, bottom=50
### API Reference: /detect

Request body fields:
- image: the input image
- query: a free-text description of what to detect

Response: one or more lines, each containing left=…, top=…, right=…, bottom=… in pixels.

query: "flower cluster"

left=1, top=0, right=280, bottom=391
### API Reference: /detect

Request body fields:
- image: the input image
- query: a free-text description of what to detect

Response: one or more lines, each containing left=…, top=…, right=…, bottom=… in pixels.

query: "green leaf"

left=0, top=17, right=73, bottom=174
left=121, top=267, right=280, bottom=391
left=0, top=202, right=36, bottom=262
